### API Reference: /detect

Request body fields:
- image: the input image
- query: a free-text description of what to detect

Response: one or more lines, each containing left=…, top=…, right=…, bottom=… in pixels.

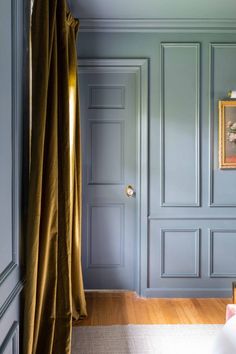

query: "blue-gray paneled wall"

left=69, top=0, right=236, bottom=20
left=78, top=31, right=236, bottom=297
left=0, top=0, right=24, bottom=352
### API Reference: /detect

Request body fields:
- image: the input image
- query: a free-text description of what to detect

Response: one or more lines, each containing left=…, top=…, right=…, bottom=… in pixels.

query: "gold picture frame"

left=219, top=100, right=236, bottom=169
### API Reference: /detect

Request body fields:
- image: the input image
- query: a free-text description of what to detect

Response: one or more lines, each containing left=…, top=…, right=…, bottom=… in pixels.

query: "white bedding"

left=213, top=315, right=236, bottom=354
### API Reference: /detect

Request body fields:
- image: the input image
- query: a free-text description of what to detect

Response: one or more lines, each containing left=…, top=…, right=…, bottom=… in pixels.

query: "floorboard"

left=74, top=291, right=231, bottom=326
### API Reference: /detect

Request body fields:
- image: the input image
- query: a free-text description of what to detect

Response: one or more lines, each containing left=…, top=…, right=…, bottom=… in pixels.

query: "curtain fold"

left=23, top=1, right=87, bottom=353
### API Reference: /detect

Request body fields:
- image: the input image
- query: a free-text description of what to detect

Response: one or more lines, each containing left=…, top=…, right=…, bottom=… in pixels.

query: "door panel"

left=89, top=121, right=124, bottom=184
left=79, top=61, right=144, bottom=290
left=0, top=0, right=23, bottom=351
left=88, top=205, right=124, bottom=267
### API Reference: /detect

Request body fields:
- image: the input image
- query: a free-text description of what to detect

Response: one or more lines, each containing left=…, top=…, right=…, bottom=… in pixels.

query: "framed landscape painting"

left=219, top=100, right=236, bottom=169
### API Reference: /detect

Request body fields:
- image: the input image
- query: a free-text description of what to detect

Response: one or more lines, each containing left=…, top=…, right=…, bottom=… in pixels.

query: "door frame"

left=78, top=59, right=148, bottom=295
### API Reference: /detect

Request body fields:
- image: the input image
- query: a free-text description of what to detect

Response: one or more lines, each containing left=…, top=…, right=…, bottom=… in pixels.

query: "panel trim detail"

left=88, top=85, right=125, bottom=109
left=0, top=280, right=24, bottom=319
left=209, top=43, right=236, bottom=207
left=160, top=43, right=200, bottom=207
left=0, top=321, right=19, bottom=353
left=160, top=228, right=200, bottom=278
left=209, top=229, right=236, bottom=278
left=87, top=204, right=125, bottom=268
left=88, top=120, right=125, bottom=185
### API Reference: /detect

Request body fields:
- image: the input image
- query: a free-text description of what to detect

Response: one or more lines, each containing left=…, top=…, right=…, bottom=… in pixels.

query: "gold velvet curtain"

left=23, top=1, right=87, bottom=353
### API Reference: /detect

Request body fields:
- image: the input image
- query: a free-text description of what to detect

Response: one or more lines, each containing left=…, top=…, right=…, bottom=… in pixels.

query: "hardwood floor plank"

left=74, top=291, right=231, bottom=326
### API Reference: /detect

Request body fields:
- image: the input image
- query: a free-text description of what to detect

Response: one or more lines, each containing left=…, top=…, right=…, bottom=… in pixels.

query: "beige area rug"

left=72, top=324, right=222, bottom=354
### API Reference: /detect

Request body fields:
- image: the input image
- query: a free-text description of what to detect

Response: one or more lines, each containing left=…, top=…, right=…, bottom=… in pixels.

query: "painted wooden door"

left=79, top=60, right=147, bottom=290
left=0, top=0, right=23, bottom=352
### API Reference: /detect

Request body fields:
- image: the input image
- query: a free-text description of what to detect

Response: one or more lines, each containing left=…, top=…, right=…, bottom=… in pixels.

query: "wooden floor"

left=75, top=291, right=231, bottom=326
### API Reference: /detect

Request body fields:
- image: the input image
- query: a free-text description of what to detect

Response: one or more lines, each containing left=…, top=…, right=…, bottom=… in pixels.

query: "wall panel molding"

left=209, top=229, right=236, bottom=277
left=209, top=43, right=236, bottom=207
left=0, top=281, right=24, bottom=320
left=160, top=43, right=200, bottom=207
left=0, top=321, right=19, bottom=353
left=160, top=228, right=200, bottom=278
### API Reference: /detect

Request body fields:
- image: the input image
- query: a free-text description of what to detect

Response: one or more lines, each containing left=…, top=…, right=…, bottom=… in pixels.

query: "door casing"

left=78, top=59, right=148, bottom=295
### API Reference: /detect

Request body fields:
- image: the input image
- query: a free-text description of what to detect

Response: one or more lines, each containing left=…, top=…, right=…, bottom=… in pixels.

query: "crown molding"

left=79, top=18, right=236, bottom=33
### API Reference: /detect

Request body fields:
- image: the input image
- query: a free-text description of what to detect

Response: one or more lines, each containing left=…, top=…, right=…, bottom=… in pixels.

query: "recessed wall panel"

left=88, top=205, right=124, bottom=267
left=209, top=230, right=236, bottom=277
left=89, top=121, right=124, bottom=184
left=161, top=229, right=200, bottom=277
left=210, top=44, right=236, bottom=206
left=160, top=43, right=200, bottom=206
left=88, top=85, right=125, bottom=109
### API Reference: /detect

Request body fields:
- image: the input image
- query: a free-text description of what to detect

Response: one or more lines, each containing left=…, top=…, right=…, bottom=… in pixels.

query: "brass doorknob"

left=125, top=185, right=135, bottom=197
